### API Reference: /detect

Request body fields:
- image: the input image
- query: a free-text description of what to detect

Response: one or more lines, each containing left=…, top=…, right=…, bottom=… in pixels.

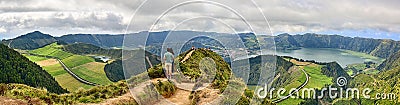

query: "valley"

left=23, top=43, right=113, bottom=91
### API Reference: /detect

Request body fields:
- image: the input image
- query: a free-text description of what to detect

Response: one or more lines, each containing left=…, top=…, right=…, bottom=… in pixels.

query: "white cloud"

left=0, top=26, right=7, bottom=33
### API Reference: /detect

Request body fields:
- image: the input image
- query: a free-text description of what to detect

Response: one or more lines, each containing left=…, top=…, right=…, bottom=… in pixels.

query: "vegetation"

left=71, top=62, right=113, bottom=85
left=2, top=31, right=57, bottom=50
left=0, top=44, right=67, bottom=94
left=0, top=81, right=132, bottom=104
left=26, top=43, right=114, bottom=90
left=61, top=55, right=95, bottom=68
left=377, top=50, right=400, bottom=71
left=63, top=43, right=122, bottom=58
left=321, top=62, right=350, bottom=83
left=178, top=49, right=232, bottom=89
left=154, top=80, right=176, bottom=98
left=341, top=49, right=384, bottom=62
left=41, top=61, right=93, bottom=91
left=303, top=65, right=333, bottom=89
left=104, top=49, right=160, bottom=82
left=29, top=43, right=73, bottom=59
left=24, top=54, right=48, bottom=62
left=345, top=62, right=379, bottom=76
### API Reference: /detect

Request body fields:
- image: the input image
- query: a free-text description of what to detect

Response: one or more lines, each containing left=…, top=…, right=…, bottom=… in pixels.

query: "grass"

left=62, top=55, right=95, bottom=68
left=303, top=65, right=333, bottom=89
left=25, top=43, right=112, bottom=91
left=346, top=70, right=353, bottom=76
left=40, top=61, right=93, bottom=91
left=24, top=54, right=48, bottom=62
left=70, top=62, right=113, bottom=85
left=0, top=81, right=130, bottom=104
left=29, top=43, right=73, bottom=59
left=341, top=49, right=385, bottom=62
left=277, top=98, right=304, bottom=105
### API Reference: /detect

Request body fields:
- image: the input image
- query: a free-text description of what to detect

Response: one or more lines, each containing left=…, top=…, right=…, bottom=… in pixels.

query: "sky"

left=0, top=0, right=399, bottom=40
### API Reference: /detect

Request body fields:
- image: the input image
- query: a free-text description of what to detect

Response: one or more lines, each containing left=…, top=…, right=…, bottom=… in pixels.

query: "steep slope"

left=240, top=55, right=294, bottom=85
left=63, top=43, right=122, bottom=58
left=56, top=34, right=124, bottom=48
left=0, top=44, right=67, bottom=94
left=321, top=62, right=351, bottom=81
left=104, top=50, right=160, bottom=82
left=347, top=65, right=400, bottom=104
left=377, top=51, right=400, bottom=71
left=275, top=33, right=301, bottom=50
left=2, top=31, right=57, bottom=50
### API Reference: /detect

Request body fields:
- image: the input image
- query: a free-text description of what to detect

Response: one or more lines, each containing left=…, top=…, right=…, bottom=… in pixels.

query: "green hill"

left=340, top=51, right=400, bottom=104
left=377, top=51, right=400, bottom=71
left=0, top=81, right=132, bottom=104
left=2, top=31, right=57, bottom=50
left=104, top=51, right=160, bottom=82
left=63, top=43, right=122, bottom=58
left=0, top=44, right=67, bottom=94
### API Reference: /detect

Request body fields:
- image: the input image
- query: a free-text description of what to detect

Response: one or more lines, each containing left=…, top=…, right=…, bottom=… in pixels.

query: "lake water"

left=276, top=48, right=383, bottom=67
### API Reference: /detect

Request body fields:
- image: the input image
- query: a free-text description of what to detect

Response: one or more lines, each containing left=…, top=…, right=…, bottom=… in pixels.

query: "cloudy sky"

left=0, top=0, right=399, bottom=40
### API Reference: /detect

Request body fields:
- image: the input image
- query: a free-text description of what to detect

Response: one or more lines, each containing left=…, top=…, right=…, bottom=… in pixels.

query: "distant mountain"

left=377, top=51, right=400, bottom=71
left=274, top=33, right=301, bottom=50
left=63, top=43, right=122, bottom=58
left=2, top=31, right=57, bottom=50
left=276, top=33, right=400, bottom=58
left=56, top=34, right=124, bottom=48
left=0, top=44, right=67, bottom=94
left=4, top=31, right=399, bottom=58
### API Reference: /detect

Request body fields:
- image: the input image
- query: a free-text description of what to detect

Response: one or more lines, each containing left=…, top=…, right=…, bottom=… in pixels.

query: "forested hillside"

left=63, top=43, right=122, bottom=58
left=276, top=33, right=400, bottom=58
left=104, top=50, right=160, bottom=82
left=2, top=31, right=57, bottom=50
left=0, top=44, right=67, bottom=94
left=56, top=34, right=124, bottom=48
left=377, top=51, right=400, bottom=71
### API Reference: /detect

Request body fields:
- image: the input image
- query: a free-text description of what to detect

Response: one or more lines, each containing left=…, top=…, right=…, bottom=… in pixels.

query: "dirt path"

left=0, top=96, right=27, bottom=105
left=166, top=89, right=192, bottom=105
left=181, top=50, right=195, bottom=63
left=93, top=49, right=203, bottom=105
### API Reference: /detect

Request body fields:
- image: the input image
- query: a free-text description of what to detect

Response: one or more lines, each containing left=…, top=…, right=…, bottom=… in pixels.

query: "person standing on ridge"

left=164, top=48, right=174, bottom=79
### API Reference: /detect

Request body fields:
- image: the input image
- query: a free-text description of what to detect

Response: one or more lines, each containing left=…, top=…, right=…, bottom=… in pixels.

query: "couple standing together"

left=163, top=48, right=175, bottom=79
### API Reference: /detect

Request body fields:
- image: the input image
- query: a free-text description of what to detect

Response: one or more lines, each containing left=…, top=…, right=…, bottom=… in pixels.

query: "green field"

left=24, top=43, right=113, bottom=91
left=40, top=60, right=93, bottom=91
left=70, top=62, right=113, bottom=85
left=341, top=49, right=385, bottom=62
left=274, top=65, right=333, bottom=105
left=303, top=65, right=332, bottom=89
left=278, top=98, right=304, bottom=105
left=29, top=43, right=73, bottom=59
left=24, top=54, right=48, bottom=62
left=62, top=55, right=95, bottom=68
